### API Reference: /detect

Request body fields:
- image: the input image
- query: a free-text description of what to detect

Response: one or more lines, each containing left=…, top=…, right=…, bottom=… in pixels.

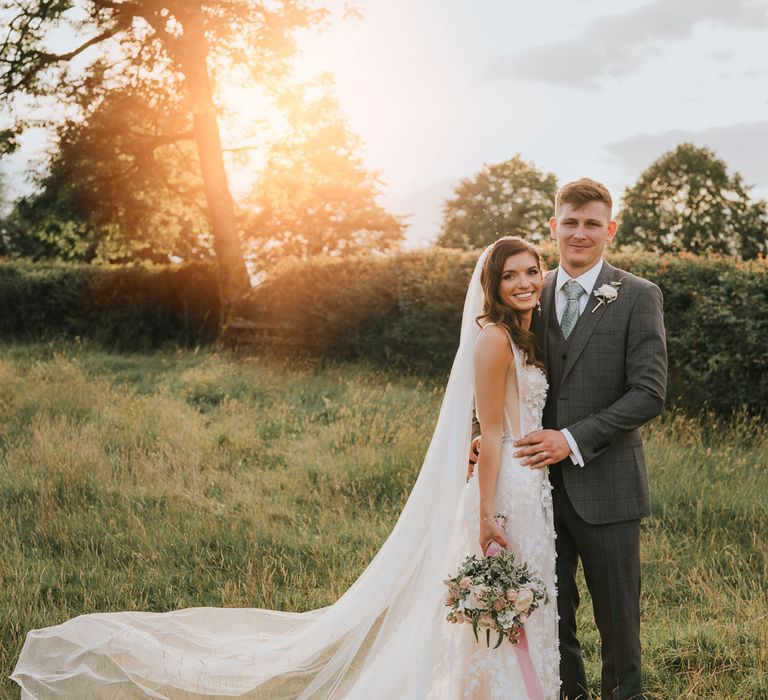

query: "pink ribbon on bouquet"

left=514, top=628, right=545, bottom=700
left=484, top=539, right=545, bottom=700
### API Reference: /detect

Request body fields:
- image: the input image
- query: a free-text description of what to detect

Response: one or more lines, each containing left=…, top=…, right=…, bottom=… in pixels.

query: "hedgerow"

left=2, top=249, right=765, bottom=414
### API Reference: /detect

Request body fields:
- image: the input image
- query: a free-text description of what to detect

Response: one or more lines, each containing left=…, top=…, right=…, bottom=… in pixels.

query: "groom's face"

left=549, top=201, right=617, bottom=276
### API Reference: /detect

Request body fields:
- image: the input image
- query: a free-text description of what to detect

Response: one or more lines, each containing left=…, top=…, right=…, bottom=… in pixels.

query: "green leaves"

left=0, top=126, right=22, bottom=157
left=619, top=143, right=768, bottom=259
left=436, top=154, right=557, bottom=250
left=241, top=75, right=406, bottom=269
left=245, top=248, right=768, bottom=415
left=1, top=248, right=766, bottom=417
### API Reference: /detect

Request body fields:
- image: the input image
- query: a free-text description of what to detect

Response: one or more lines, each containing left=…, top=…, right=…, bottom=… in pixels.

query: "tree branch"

left=138, top=12, right=182, bottom=62
left=36, top=25, right=124, bottom=64
left=221, top=144, right=261, bottom=152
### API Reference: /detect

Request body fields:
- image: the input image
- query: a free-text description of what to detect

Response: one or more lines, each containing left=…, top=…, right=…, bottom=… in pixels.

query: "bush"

left=0, top=260, right=219, bottom=349
left=241, top=250, right=476, bottom=369
left=637, top=254, right=768, bottom=415
left=243, top=248, right=768, bottom=415
left=2, top=249, right=765, bottom=415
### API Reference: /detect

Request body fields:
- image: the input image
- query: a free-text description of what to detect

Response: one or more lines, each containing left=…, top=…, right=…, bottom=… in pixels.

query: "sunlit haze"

left=3, top=0, right=767, bottom=248
left=292, top=0, right=768, bottom=246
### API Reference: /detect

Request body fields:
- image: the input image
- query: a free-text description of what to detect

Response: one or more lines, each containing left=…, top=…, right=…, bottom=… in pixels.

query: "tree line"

left=436, top=147, right=768, bottom=260
left=0, top=0, right=404, bottom=324
left=1, top=2, right=766, bottom=326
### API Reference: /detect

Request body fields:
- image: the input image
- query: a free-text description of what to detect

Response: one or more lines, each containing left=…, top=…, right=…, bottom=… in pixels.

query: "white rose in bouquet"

left=464, top=584, right=489, bottom=610
left=514, top=588, right=534, bottom=612
left=496, top=611, right=517, bottom=630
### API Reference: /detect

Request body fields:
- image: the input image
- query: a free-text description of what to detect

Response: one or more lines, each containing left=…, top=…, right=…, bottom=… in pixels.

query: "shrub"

left=241, top=250, right=476, bottom=370
left=0, top=260, right=219, bottom=349
left=2, top=249, right=765, bottom=415
left=243, top=249, right=768, bottom=415
left=636, top=254, right=768, bottom=415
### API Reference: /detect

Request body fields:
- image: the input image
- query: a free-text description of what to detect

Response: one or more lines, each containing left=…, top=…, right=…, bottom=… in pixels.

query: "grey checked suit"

left=535, top=261, right=667, bottom=700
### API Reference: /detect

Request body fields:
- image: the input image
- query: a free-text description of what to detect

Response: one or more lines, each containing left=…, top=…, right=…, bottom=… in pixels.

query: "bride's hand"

left=479, top=515, right=507, bottom=553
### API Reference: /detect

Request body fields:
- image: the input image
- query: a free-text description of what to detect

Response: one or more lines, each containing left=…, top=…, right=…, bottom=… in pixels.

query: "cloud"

left=485, top=0, right=768, bottom=87
left=704, top=50, right=734, bottom=61
left=605, top=121, right=768, bottom=191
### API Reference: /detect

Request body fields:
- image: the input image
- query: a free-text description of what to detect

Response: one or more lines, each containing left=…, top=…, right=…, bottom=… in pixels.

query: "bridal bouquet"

left=443, top=523, right=549, bottom=648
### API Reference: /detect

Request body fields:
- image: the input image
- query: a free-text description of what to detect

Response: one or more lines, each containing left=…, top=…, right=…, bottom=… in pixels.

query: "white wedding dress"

left=12, top=247, right=558, bottom=699
left=431, top=327, right=558, bottom=699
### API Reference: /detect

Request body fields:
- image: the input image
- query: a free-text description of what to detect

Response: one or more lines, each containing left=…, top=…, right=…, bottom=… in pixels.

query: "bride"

left=12, top=237, right=558, bottom=699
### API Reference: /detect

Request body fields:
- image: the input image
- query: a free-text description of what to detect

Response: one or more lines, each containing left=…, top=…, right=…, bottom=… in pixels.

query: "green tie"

left=560, top=280, right=583, bottom=339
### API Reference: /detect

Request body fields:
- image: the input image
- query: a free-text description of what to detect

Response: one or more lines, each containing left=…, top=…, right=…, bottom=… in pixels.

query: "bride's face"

left=498, top=252, right=543, bottom=314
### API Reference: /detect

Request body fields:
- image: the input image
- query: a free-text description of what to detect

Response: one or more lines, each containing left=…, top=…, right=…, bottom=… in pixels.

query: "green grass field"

left=1, top=342, right=766, bottom=699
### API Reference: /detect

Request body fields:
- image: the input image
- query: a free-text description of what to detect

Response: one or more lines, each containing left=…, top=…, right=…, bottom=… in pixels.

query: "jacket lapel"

left=560, top=261, right=621, bottom=383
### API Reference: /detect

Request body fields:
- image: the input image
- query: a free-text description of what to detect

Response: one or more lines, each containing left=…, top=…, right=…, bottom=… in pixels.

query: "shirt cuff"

left=561, top=429, right=585, bottom=467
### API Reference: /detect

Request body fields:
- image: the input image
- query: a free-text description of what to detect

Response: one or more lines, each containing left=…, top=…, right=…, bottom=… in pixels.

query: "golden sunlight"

left=214, top=79, right=291, bottom=197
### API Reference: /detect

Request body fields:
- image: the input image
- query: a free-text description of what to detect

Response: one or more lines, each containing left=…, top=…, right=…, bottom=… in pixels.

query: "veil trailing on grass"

left=12, top=247, right=492, bottom=699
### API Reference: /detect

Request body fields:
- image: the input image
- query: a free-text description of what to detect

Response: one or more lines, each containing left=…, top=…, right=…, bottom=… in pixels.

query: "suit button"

left=561, top=354, right=567, bottom=360
left=559, top=397, right=568, bottom=401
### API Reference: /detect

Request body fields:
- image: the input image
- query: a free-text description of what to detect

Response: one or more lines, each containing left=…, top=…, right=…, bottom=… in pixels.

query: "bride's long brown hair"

left=476, top=236, right=545, bottom=371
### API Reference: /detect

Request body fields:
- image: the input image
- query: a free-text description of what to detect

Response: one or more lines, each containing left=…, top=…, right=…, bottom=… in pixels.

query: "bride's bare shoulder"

left=474, top=323, right=513, bottom=360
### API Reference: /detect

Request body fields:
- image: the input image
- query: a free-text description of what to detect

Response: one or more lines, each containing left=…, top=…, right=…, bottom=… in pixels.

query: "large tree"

left=0, top=0, right=327, bottom=320
left=242, top=75, right=405, bottom=268
left=1, top=85, right=210, bottom=262
left=619, top=143, right=768, bottom=258
left=436, top=155, right=557, bottom=249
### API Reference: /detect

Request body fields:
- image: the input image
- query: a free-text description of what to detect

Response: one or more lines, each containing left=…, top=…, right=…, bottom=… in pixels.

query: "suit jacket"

left=535, top=260, right=667, bottom=525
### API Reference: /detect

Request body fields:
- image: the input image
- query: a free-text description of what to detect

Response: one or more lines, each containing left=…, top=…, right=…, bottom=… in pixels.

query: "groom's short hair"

left=556, top=178, right=612, bottom=216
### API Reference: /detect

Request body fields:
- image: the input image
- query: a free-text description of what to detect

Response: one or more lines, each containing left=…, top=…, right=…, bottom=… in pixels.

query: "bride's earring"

left=537, top=301, right=542, bottom=315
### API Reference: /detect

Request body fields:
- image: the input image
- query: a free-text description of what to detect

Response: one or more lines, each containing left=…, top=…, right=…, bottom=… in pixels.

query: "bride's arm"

left=473, top=326, right=513, bottom=551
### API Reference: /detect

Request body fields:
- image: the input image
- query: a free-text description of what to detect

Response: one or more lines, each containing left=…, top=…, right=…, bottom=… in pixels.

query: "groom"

left=472, top=178, right=667, bottom=699
left=516, top=178, right=666, bottom=699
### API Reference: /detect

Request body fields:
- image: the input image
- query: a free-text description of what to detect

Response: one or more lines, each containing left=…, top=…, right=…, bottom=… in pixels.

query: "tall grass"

left=1, top=342, right=766, bottom=698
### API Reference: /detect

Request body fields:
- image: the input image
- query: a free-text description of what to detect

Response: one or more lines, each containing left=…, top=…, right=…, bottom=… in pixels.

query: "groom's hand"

left=467, top=436, right=481, bottom=479
left=513, top=430, right=570, bottom=469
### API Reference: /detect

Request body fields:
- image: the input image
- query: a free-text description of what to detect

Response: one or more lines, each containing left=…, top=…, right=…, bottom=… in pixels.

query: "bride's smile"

left=498, top=252, right=543, bottom=323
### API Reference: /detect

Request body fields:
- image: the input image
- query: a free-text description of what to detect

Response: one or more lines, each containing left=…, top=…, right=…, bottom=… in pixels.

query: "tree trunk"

left=177, top=7, right=250, bottom=325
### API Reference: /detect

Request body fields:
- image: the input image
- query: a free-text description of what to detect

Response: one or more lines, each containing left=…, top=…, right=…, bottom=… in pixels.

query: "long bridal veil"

left=12, top=247, right=492, bottom=699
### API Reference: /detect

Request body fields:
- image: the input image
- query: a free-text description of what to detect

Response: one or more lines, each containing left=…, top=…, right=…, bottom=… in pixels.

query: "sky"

left=3, top=0, right=767, bottom=247
left=295, top=0, right=768, bottom=246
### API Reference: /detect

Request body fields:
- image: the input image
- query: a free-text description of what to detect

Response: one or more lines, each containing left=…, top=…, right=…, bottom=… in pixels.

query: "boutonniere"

left=591, top=279, right=624, bottom=313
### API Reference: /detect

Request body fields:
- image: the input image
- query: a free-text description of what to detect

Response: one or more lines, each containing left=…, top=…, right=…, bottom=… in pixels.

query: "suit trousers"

left=550, top=464, right=645, bottom=700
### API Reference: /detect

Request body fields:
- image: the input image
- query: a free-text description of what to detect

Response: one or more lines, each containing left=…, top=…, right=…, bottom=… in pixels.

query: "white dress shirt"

left=554, top=258, right=605, bottom=467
